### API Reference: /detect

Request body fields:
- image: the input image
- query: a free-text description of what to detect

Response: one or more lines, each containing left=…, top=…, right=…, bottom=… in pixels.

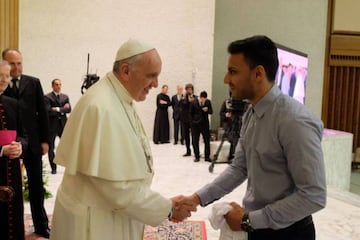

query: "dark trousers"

left=191, top=123, right=210, bottom=159
left=249, top=216, right=315, bottom=240
left=173, top=118, right=183, bottom=143
left=181, top=121, right=191, bottom=153
left=48, top=126, right=63, bottom=171
left=23, top=151, right=49, bottom=232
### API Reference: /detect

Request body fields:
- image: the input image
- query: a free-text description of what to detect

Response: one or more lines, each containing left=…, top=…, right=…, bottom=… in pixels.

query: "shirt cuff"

left=249, top=209, right=267, bottom=229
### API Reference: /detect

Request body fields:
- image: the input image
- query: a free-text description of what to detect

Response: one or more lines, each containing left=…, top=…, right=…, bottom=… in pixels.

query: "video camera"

left=81, top=54, right=100, bottom=94
left=223, top=98, right=248, bottom=143
left=81, top=74, right=99, bottom=94
left=225, top=98, right=247, bottom=115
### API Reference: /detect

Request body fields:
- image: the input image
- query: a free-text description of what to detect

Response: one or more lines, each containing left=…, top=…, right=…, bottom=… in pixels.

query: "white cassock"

left=50, top=72, right=172, bottom=240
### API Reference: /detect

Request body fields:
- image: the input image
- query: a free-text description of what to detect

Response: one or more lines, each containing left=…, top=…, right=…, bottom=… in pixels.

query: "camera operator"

left=180, top=83, right=196, bottom=157
left=219, top=96, right=248, bottom=161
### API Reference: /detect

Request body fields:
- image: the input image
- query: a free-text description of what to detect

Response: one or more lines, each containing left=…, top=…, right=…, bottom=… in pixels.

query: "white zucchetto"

left=115, top=38, right=155, bottom=61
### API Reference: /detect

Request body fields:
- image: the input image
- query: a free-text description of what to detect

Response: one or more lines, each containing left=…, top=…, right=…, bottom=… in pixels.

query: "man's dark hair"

left=52, top=78, right=61, bottom=86
left=228, top=35, right=279, bottom=82
left=200, top=91, right=207, bottom=98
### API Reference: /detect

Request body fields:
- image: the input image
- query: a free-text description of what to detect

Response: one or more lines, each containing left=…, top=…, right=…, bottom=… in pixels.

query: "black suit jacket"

left=3, top=74, right=50, bottom=154
left=44, top=92, right=71, bottom=133
left=189, top=98, right=213, bottom=124
left=171, top=94, right=183, bottom=120
left=179, top=94, right=197, bottom=123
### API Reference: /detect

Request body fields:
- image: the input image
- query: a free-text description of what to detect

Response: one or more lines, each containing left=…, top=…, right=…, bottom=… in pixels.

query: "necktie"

left=56, top=94, right=60, bottom=101
left=11, top=78, right=19, bottom=97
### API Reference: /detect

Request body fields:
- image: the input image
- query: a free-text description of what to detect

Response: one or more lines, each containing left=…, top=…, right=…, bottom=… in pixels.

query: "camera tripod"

left=208, top=129, right=237, bottom=173
left=209, top=124, right=240, bottom=173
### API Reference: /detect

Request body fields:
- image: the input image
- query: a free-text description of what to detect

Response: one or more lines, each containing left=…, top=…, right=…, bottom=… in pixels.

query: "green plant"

left=23, top=163, right=53, bottom=201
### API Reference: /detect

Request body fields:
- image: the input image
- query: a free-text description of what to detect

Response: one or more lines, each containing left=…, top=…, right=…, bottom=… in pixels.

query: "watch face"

left=241, top=213, right=253, bottom=232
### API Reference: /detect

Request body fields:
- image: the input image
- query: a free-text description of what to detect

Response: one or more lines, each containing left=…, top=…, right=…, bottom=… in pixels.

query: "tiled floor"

left=25, top=142, right=360, bottom=240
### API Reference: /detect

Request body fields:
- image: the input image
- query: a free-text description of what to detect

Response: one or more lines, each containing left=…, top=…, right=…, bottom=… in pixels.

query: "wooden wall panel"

left=0, top=0, right=19, bottom=53
left=326, top=34, right=360, bottom=152
left=326, top=65, right=360, bottom=151
left=323, top=0, right=360, bottom=156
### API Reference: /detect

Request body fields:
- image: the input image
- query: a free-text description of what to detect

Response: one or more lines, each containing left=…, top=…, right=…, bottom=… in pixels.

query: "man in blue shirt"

left=178, top=35, right=326, bottom=240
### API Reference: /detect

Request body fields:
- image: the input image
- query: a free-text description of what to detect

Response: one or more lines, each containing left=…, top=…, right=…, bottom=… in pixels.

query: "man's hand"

left=169, top=194, right=200, bottom=222
left=224, top=201, right=246, bottom=231
left=41, top=142, right=49, bottom=155
left=3, top=141, right=22, bottom=159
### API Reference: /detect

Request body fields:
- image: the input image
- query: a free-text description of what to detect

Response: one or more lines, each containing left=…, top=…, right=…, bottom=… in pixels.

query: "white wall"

left=211, top=0, right=328, bottom=128
left=20, top=0, right=329, bottom=136
left=19, top=0, right=215, bottom=139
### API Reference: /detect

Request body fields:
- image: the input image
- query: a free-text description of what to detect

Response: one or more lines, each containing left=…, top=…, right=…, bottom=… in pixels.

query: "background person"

left=189, top=90, right=212, bottom=162
left=2, top=49, right=51, bottom=238
left=179, top=83, right=195, bottom=157
left=171, top=85, right=184, bottom=145
left=0, top=60, right=28, bottom=240
left=50, top=39, right=195, bottom=240
left=153, top=84, right=171, bottom=144
left=178, top=35, right=326, bottom=240
left=44, top=78, right=71, bottom=174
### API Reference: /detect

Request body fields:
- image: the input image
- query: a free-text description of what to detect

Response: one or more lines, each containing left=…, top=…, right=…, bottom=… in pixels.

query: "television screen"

left=275, top=43, right=308, bottom=104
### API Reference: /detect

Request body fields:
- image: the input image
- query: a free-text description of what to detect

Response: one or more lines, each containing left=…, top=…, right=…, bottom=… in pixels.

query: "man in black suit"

left=44, top=78, right=71, bottom=174
left=171, top=85, right=184, bottom=145
left=2, top=49, right=51, bottom=238
left=189, top=91, right=213, bottom=162
left=0, top=60, right=28, bottom=240
left=180, top=83, right=195, bottom=156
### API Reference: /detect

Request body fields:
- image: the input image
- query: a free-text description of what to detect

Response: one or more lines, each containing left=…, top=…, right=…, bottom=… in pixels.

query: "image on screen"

left=275, top=43, right=308, bottom=104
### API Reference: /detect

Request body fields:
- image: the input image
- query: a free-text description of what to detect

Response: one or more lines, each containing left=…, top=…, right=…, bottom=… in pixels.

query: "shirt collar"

left=252, top=84, right=281, bottom=119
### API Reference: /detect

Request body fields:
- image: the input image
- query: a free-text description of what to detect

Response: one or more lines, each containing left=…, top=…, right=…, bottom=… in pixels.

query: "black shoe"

left=194, top=158, right=200, bottom=162
left=51, top=169, right=57, bottom=174
left=183, top=152, right=191, bottom=157
left=35, top=228, right=50, bottom=238
left=205, top=158, right=211, bottom=162
left=174, top=142, right=178, bottom=145
left=180, top=140, right=184, bottom=145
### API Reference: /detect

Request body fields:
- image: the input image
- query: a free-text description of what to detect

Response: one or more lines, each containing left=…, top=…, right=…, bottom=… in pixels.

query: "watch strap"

left=240, top=212, right=254, bottom=232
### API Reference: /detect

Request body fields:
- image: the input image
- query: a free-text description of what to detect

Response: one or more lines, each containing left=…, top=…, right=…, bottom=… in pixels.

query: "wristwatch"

left=240, top=213, right=254, bottom=232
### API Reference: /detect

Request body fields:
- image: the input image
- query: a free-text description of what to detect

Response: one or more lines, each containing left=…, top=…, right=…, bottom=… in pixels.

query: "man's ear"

left=255, top=65, right=266, bottom=81
left=119, top=63, right=130, bottom=81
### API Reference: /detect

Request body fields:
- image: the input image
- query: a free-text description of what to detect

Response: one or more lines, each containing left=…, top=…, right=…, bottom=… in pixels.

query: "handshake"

left=168, top=194, right=247, bottom=232
left=168, top=194, right=200, bottom=222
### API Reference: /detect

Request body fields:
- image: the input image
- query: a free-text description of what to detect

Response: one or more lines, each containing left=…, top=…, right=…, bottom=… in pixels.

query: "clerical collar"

left=106, top=71, right=133, bottom=104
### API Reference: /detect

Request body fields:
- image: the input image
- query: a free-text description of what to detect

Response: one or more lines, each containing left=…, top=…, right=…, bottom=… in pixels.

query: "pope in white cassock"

left=50, top=39, right=193, bottom=240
